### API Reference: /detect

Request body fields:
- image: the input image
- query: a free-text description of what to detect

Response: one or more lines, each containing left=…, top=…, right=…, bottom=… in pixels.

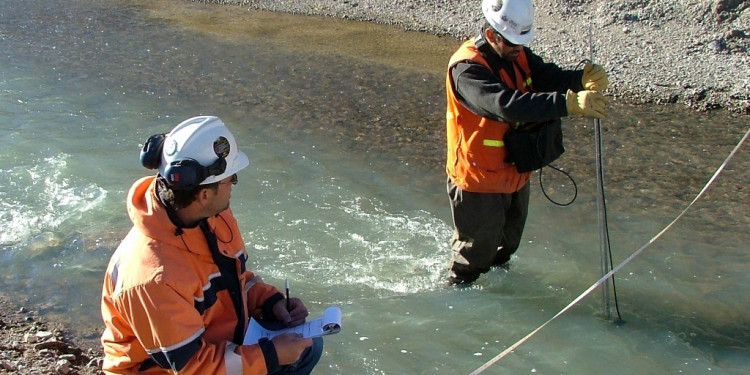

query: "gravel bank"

left=0, top=298, right=101, bottom=375
left=209, top=0, right=750, bottom=115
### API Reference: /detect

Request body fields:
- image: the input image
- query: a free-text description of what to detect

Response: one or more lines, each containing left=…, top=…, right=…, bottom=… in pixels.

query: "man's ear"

left=195, top=188, right=212, bottom=206
left=483, top=28, right=500, bottom=50
left=484, top=27, right=494, bottom=42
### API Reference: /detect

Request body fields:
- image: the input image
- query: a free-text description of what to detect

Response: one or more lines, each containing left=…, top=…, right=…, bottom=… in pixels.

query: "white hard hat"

left=482, top=0, right=535, bottom=46
left=158, top=116, right=249, bottom=188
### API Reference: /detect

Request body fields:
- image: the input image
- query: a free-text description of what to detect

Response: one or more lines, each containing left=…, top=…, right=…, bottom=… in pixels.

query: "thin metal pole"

left=589, top=25, right=611, bottom=319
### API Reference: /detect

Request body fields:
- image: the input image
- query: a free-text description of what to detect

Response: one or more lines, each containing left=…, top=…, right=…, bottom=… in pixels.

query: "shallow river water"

left=1, top=0, right=749, bottom=374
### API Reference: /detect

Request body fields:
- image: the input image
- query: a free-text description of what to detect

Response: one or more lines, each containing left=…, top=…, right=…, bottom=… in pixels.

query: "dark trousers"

left=447, top=177, right=530, bottom=281
left=272, top=337, right=324, bottom=375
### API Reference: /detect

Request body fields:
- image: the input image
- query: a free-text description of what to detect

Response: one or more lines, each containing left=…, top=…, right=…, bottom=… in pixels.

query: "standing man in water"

left=444, top=0, right=609, bottom=285
left=100, top=116, right=323, bottom=374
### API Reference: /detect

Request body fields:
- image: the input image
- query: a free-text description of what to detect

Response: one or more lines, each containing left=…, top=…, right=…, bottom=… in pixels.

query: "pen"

left=285, top=279, right=290, bottom=311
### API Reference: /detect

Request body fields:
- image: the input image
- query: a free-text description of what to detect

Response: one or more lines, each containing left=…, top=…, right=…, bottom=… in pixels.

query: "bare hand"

left=271, top=332, right=313, bottom=365
left=271, top=298, right=309, bottom=327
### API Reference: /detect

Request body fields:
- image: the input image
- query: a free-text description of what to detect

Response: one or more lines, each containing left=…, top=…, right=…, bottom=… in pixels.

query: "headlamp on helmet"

left=139, top=116, right=250, bottom=190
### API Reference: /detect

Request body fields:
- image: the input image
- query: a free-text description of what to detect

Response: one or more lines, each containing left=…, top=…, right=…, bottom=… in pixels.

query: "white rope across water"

left=469, top=126, right=750, bottom=375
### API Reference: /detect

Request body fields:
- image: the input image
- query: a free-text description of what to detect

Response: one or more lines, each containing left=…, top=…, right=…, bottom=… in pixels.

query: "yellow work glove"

left=582, top=63, right=609, bottom=91
left=566, top=90, right=608, bottom=118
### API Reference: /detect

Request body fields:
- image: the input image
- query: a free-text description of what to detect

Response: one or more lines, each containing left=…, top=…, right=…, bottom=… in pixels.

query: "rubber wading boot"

left=491, top=253, right=512, bottom=268
left=445, top=272, right=479, bottom=287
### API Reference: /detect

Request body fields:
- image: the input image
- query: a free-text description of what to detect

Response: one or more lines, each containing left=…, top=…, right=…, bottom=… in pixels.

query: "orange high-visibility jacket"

left=101, top=176, right=281, bottom=375
left=445, top=39, right=534, bottom=193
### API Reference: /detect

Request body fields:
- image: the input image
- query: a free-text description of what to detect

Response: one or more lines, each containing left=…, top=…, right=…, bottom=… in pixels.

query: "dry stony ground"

left=0, top=297, right=101, bottom=374
left=2, top=0, right=748, bottom=374
left=229, top=0, right=750, bottom=114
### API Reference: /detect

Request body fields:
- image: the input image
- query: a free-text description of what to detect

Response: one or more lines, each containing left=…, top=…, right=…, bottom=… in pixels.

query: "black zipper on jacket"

left=199, top=219, right=246, bottom=345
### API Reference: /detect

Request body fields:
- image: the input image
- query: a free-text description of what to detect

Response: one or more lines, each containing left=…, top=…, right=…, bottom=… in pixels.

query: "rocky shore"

left=221, top=0, right=750, bottom=115
left=0, top=298, right=101, bottom=375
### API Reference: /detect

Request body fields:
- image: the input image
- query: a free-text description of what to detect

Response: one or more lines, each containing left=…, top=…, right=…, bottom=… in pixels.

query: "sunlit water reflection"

left=1, top=0, right=748, bottom=374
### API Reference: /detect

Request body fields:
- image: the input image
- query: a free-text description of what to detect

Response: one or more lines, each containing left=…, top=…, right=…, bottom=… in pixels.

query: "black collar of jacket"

left=474, top=33, right=511, bottom=72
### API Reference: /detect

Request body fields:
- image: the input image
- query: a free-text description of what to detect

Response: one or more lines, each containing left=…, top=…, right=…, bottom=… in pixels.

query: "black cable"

left=594, top=132, right=624, bottom=323
left=538, top=164, right=578, bottom=206
left=534, top=116, right=577, bottom=206
left=213, top=213, right=235, bottom=244
left=602, top=196, right=624, bottom=324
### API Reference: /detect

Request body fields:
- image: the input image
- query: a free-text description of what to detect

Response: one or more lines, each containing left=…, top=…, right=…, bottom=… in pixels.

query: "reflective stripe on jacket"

left=101, top=176, right=281, bottom=375
left=445, top=39, right=533, bottom=193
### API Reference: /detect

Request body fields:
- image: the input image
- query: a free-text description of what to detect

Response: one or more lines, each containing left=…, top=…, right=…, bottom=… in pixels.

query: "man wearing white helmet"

left=444, top=0, right=609, bottom=285
left=101, top=116, right=323, bottom=374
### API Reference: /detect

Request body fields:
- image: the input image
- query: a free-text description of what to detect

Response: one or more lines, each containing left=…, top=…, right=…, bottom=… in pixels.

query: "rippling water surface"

left=1, top=0, right=748, bottom=374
